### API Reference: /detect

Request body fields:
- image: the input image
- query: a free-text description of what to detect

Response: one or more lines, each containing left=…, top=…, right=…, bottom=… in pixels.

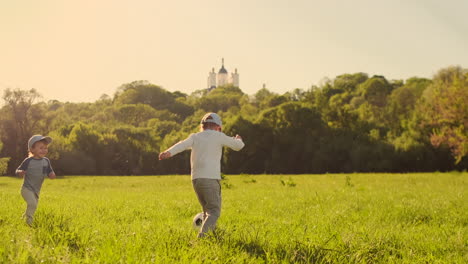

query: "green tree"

left=0, top=141, right=9, bottom=175
left=115, top=80, right=193, bottom=120
left=147, top=119, right=179, bottom=138
left=419, top=66, right=468, bottom=163
left=68, top=122, right=103, bottom=174
left=0, top=88, right=44, bottom=174
left=385, top=78, right=431, bottom=137
left=192, top=84, right=245, bottom=112
left=254, top=86, right=275, bottom=103
left=333, top=72, right=369, bottom=94
left=113, top=104, right=159, bottom=126
left=223, top=116, right=273, bottom=173
left=110, top=127, right=160, bottom=175
left=256, top=102, right=325, bottom=173
left=359, top=76, right=393, bottom=107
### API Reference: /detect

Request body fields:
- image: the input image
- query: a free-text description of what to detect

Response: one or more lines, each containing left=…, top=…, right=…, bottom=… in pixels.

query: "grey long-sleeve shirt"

left=16, top=157, right=54, bottom=197
left=167, top=130, right=244, bottom=180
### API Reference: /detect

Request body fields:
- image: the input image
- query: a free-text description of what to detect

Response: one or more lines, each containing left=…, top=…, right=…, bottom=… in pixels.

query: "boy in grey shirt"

left=16, top=135, right=56, bottom=226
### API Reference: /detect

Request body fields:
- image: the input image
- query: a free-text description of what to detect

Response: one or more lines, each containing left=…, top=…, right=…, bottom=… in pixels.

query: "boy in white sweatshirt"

left=159, top=112, right=244, bottom=237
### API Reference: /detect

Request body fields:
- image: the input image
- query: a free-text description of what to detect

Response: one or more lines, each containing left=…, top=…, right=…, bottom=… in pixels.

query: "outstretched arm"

left=159, top=151, right=172, bottom=160
left=159, top=134, right=194, bottom=160
left=223, top=134, right=245, bottom=151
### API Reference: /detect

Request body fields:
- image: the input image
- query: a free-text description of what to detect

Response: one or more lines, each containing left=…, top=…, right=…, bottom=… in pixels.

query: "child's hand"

left=48, top=172, right=56, bottom=179
left=159, top=151, right=172, bottom=160
left=235, top=134, right=243, bottom=140
left=17, top=170, right=26, bottom=178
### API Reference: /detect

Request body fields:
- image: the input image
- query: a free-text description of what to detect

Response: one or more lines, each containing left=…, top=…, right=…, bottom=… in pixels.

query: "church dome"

left=218, top=58, right=228, bottom=74
left=218, top=65, right=227, bottom=74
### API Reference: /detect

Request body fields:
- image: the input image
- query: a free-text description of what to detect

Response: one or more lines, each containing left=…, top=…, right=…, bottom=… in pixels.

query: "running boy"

left=16, top=135, right=56, bottom=226
left=159, top=112, right=244, bottom=237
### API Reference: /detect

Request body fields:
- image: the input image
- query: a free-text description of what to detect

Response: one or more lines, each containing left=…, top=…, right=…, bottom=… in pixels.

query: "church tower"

left=217, top=58, right=228, bottom=87
left=231, top=68, right=239, bottom=87
left=207, top=58, right=239, bottom=90
left=207, top=68, right=216, bottom=90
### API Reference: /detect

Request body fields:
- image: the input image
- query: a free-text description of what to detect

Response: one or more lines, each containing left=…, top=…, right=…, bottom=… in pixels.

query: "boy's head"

left=28, top=135, right=52, bottom=151
left=200, top=113, right=222, bottom=131
left=28, top=135, right=52, bottom=158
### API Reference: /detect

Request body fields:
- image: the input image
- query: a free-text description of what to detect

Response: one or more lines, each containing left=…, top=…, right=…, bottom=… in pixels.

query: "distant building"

left=207, top=58, right=239, bottom=90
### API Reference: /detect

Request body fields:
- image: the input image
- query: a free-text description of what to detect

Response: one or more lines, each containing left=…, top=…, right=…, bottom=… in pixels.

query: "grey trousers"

left=21, top=187, right=38, bottom=226
left=192, top=178, right=221, bottom=237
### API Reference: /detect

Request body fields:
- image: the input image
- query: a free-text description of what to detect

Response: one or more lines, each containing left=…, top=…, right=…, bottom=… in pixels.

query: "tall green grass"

left=0, top=173, right=466, bottom=263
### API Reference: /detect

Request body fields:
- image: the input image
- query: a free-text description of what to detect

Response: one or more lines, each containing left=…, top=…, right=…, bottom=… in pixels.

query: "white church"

left=207, top=58, right=239, bottom=90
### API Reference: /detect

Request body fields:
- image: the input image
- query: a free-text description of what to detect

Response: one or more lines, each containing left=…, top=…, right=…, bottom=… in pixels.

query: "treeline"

left=0, top=66, right=467, bottom=175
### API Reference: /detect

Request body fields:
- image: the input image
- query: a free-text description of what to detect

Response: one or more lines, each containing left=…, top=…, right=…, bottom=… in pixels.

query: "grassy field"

left=0, top=173, right=466, bottom=263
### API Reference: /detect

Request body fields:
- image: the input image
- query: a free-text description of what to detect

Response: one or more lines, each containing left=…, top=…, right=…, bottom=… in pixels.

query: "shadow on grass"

left=207, top=229, right=340, bottom=264
left=231, top=239, right=338, bottom=263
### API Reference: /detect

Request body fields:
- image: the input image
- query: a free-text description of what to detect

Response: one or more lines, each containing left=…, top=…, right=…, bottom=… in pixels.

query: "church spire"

left=218, top=58, right=227, bottom=74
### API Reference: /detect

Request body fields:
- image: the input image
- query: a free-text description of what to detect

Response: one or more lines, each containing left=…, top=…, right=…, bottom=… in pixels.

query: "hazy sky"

left=1, top=0, right=467, bottom=102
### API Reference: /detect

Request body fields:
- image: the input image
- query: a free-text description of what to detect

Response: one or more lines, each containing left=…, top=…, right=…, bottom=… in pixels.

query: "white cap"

left=200, top=112, right=222, bottom=126
left=28, top=135, right=52, bottom=151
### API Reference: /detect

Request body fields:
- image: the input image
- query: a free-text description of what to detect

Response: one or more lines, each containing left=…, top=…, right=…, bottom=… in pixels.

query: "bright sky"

left=1, top=0, right=467, bottom=102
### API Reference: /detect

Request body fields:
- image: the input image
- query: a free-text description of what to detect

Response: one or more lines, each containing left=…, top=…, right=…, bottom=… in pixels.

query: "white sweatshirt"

left=167, top=129, right=245, bottom=179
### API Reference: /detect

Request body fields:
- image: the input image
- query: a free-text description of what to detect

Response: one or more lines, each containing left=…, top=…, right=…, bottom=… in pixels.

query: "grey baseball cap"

left=200, top=112, right=222, bottom=126
left=28, top=135, right=52, bottom=150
